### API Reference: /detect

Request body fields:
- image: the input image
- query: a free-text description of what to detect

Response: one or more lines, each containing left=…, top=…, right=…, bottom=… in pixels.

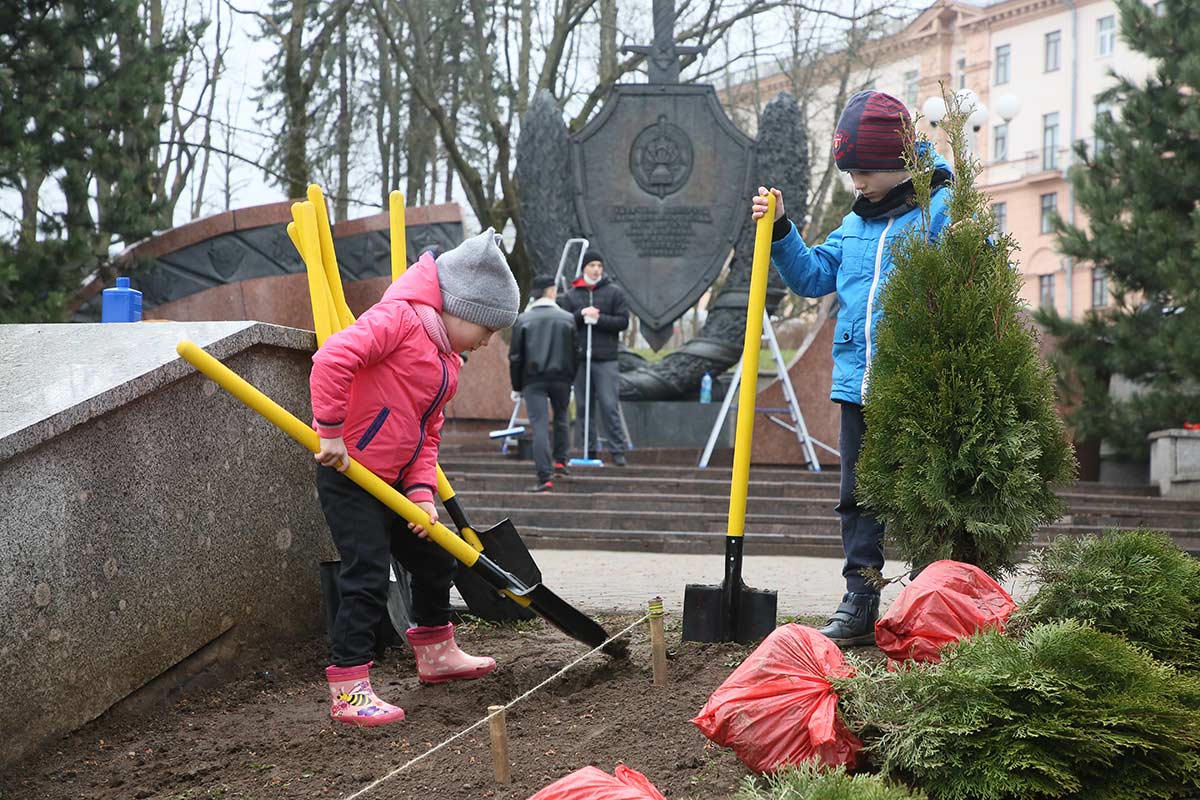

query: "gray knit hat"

left=435, top=227, right=520, bottom=329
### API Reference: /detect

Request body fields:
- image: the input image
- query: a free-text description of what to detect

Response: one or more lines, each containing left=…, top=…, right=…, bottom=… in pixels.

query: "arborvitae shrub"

left=856, top=94, right=1076, bottom=578
left=835, top=622, right=1200, bottom=800
left=1014, top=529, right=1200, bottom=668
left=734, top=760, right=927, bottom=800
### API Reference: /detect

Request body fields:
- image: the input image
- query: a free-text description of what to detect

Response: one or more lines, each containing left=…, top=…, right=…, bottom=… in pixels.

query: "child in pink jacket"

left=310, top=228, right=519, bottom=727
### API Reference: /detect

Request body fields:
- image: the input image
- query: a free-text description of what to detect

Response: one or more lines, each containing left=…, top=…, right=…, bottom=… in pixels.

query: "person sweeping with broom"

left=310, top=228, right=520, bottom=726
left=558, top=251, right=630, bottom=466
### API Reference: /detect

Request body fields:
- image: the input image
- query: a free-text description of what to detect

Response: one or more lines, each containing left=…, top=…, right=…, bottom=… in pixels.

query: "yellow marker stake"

left=307, top=184, right=355, bottom=329
left=293, top=203, right=337, bottom=346
left=175, top=340, right=515, bottom=581
left=727, top=192, right=775, bottom=538
left=389, top=190, right=407, bottom=282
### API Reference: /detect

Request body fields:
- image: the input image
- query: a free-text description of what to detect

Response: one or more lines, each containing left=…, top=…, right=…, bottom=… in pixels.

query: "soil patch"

left=2, top=615, right=853, bottom=800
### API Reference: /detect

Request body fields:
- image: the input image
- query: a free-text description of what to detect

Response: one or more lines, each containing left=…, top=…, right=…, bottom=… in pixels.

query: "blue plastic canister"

left=101, top=276, right=143, bottom=323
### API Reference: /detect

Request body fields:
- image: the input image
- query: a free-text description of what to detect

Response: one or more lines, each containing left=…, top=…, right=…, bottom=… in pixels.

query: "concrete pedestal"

left=619, top=400, right=735, bottom=450
left=1149, top=428, right=1200, bottom=498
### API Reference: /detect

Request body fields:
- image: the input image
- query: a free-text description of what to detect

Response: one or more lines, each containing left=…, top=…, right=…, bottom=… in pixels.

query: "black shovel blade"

left=519, top=583, right=627, bottom=658
left=463, top=554, right=624, bottom=657
left=682, top=581, right=778, bottom=644
left=454, top=519, right=540, bottom=622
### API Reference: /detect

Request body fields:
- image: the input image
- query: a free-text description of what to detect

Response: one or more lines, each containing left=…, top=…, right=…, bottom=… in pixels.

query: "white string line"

left=341, top=614, right=651, bottom=800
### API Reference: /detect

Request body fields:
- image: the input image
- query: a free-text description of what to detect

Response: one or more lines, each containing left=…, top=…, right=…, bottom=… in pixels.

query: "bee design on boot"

left=337, top=688, right=371, bottom=707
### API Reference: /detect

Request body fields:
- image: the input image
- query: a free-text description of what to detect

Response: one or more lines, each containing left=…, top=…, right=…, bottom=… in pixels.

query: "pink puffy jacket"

left=310, top=253, right=460, bottom=503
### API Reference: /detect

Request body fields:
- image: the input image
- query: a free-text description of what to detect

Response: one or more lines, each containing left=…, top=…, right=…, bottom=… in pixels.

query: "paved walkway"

left=453, top=550, right=1039, bottom=616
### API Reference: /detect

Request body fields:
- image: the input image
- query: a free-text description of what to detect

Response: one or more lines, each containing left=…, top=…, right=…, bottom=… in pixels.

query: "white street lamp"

left=993, top=92, right=1022, bottom=123
left=922, top=96, right=948, bottom=127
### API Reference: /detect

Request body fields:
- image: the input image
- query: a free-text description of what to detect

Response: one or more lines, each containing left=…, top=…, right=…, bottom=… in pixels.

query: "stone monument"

left=515, top=0, right=809, bottom=400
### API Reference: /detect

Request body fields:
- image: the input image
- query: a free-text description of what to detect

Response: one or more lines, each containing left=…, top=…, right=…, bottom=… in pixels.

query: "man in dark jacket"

left=510, top=274, right=578, bottom=492
left=557, top=250, right=630, bottom=465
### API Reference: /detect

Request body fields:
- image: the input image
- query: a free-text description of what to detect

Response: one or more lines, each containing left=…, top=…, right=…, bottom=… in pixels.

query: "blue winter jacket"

left=771, top=150, right=953, bottom=405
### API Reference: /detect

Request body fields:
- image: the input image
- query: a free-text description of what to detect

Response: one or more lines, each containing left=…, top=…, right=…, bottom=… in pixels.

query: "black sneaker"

left=612, top=452, right=627, bottom=466
left=527, top=480, right=553, bottom=493
left=554, top=461, right=570, bottom=476
left=816, top=592, right=880, bottom=647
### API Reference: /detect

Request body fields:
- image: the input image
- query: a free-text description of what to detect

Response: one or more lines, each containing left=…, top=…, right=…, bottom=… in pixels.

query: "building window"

left=1043, top=112, right=1060, bottom=170
left=993, top=202, right=1008, bottom=235
left=1092, top=267, right=1109, bottom=307
left=1045, top=30, right=1062, bottom=72
left=1041, top=192, right=1058, bottom=234
left=993, top=123, right=1009, bottom=161
left=1154, top=1, right=1166, bottom=15
left=995, top=44, right=1011, bottom=85
left=956, top=57, right=967, bottom=89
left=1094, top=100, right=1114, bottom=155
left=1039, top=274, right=1056, bottom=310
left=1098, top=15, right=1115, bottom=56
left=904, top=70, right=919, bottom=108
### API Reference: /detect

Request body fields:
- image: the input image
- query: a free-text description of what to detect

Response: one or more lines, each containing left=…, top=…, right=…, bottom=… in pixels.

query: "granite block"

left=1149, top=428, right=1200, bottom=498
left=444, top=336, right=518, bottom=421
left=232, top=200, right=294, bottom=231
left=0, top=322, right=331, bottom=767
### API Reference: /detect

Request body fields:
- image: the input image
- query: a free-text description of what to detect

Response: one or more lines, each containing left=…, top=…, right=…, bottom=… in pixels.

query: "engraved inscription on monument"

left=608, top=205, right=713, bottom=258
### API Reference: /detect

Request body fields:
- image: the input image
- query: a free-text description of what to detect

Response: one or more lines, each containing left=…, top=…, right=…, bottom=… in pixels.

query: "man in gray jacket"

left=510, top=274, right=578, bottom=492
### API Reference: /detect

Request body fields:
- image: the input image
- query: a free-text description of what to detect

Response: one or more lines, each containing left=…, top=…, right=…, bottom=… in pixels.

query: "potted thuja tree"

left=855, top=91, right=1076, bottom=581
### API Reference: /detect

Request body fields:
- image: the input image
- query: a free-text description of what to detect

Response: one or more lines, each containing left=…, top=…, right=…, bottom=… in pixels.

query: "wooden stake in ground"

left=488, top=705, right=511, bottom=783
left=649, top=597, right=667, bottom=686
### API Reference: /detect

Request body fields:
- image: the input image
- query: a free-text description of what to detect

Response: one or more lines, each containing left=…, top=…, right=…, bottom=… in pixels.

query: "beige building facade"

left=724, top=0, right=1153, bottom=319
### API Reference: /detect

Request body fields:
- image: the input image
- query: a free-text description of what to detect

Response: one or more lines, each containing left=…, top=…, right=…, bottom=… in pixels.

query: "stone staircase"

left=437, top=430, right=1200, bottom=558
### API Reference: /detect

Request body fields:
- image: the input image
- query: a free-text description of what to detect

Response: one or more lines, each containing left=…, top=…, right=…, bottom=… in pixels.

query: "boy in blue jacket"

left=751, top=90, right=953, bottom=646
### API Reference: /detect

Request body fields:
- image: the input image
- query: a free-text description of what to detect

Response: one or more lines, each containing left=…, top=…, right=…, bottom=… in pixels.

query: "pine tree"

left=1014, top=529, right=1200, bottom=669
left=836, top=623, right=1200, bottom=800
left=1037, top=0, right=1200, bottom=460
left=855, top=95, right=1076, bottom=578
left=0, top=1, right=179, bottom=322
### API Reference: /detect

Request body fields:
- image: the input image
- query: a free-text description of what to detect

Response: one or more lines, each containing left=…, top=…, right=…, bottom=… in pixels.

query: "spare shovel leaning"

left=176, top=340, right=622, bottom=656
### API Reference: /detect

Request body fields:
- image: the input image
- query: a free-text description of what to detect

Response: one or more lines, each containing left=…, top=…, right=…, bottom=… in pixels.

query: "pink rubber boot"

left=407, top=623, right=497, bottom=684
left=325, top=662, right=406, bottom=726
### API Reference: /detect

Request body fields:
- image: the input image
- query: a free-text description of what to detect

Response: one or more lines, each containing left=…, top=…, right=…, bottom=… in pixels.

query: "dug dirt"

left=1, top=614, right=818, bottom=800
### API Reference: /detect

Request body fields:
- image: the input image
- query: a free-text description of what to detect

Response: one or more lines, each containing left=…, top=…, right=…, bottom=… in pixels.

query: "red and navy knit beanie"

left=832, top=90, right=913, bottom=172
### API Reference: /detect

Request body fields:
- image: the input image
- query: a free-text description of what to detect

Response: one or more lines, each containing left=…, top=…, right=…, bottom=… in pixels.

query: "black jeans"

left=317, top=466, right=456, bottom=667
left=524, top=381, right=571, bottom=482
left=836, top=402, right=885, bottom=594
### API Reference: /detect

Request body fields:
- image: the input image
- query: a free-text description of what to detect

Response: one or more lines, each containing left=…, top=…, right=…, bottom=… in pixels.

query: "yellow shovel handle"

left=176, top=340, right=482, bottom=568
left=389, top=191, right=407, bottom=282
left=727, top=192, right=776, bottom=538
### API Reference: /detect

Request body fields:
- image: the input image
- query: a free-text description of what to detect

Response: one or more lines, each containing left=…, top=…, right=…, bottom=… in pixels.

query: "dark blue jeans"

left=836, top=402, right=885, bottom=594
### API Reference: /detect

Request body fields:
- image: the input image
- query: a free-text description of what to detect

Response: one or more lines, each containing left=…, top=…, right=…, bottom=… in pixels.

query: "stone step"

left=440, top=471, right=1190, bottom=516
left=442, top=458, right=842, bottom=483
left=459, top=504, right=1200, bottom=543
left=490, top=524, right=1200, bottom=558
left=441, top=458, right=1165, bottom=499
left=445, top=489, right=1200, bottom=525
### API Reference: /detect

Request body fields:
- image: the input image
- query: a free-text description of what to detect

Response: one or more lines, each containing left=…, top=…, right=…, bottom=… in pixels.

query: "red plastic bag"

left=691, top=624, right=860, bottom=773
left=875, top=559, right=1017, bottom=664
left=528, top=765, right=667, bottom=800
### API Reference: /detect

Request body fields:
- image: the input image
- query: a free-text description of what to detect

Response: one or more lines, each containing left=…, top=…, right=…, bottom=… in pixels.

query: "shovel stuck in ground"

left=681, top=192, right=779, bottom=644
left=176, top=340, right=623, bottom=656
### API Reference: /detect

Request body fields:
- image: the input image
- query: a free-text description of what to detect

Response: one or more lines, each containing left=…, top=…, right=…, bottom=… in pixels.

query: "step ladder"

left=699, top=310, right=837, bottom=470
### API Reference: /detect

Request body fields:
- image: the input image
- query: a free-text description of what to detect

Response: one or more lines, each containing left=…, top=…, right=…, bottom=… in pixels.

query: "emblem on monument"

left=570, top=0, right=752, bottom=349
left=630, top=115, right=693, bottom=199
